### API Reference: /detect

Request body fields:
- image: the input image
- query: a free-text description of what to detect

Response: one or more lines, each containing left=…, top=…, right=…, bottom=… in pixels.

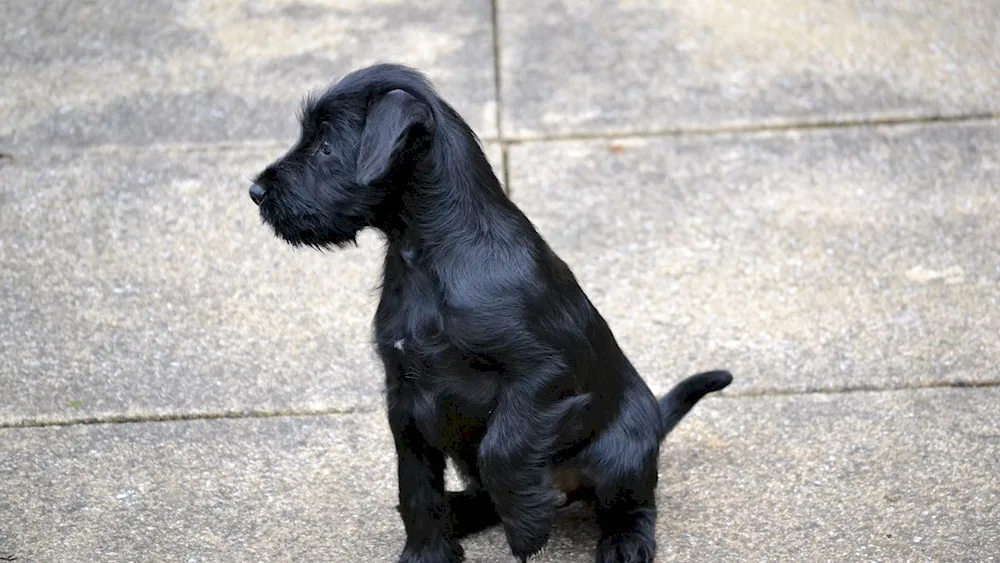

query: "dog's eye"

left=320, top=141, right=332, bottom=156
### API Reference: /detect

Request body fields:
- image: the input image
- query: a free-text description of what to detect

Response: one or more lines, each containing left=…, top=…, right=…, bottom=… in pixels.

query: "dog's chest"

left=375, top=254, right=443, bottom=350
left=384, top=344, right=497, bottom=452
left=375, top=253, right=499, bottom=451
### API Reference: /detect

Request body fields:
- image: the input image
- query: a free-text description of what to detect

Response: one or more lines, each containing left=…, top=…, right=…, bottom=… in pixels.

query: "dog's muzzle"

left=249, top=183, right=266, bottom=206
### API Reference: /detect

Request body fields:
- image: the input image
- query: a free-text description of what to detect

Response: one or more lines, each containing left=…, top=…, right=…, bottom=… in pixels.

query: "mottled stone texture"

left=508, top=123, right=1000, bottom=394
left=1, top=390, right=997, bottom=562
left=0, top=144, right=502, bottom=425
left=0, top=0, right=497, bottom=152
left=2, top=0, right=999, bottom=561
left=500, top=0, right=1000, bottom=136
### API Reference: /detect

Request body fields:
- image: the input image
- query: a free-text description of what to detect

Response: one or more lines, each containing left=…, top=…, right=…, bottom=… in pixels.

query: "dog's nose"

left=249, top=183, right=266, bottom=205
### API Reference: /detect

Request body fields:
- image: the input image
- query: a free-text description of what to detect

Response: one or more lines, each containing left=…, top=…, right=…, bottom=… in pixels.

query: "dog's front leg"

left=478, top=396, right=556, bottom=562
left=389, top=401, right=464, bottom=563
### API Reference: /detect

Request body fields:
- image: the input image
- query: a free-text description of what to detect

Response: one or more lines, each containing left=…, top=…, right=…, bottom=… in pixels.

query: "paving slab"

left=655, top=387, right=1000, bottom=562
left=0, top=0, right=497, bottom=154
left=507, top=122, right=1000, bottom=394
left=1, top=388, right=997, bottom=562
left=0, top=143, right=502, bottom=425
left=498, top=0, right=1000, bottom=137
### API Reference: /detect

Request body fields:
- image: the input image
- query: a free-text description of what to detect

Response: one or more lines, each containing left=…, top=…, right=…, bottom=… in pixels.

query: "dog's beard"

left=258, top=201, right=367, bottom=249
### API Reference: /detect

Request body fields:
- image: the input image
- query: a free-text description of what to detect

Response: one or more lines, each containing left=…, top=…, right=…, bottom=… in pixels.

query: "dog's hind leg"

left=585, top=395, right=662, bottom=563
left=593, top=476, right=658, bottom=563
left=479, top=391, right=592, bottom=561
left=478, top=409, right=557, bottom=562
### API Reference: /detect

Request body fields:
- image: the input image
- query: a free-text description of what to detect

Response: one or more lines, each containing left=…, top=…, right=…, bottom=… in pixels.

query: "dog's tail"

left=658, top=370, right=733, bottom=441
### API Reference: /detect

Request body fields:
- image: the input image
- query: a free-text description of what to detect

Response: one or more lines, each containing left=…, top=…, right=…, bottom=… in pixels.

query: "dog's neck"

left=377, top=119, right=515, bottom=260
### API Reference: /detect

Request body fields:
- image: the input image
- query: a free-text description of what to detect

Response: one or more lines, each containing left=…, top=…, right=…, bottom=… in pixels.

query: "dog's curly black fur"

left=250, top=64, right=732, bottom=563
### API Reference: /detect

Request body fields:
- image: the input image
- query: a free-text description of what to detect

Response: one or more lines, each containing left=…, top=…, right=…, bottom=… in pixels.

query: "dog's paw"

left=398, top=536, right=464, bottom=563
left=596, top=532, right=656, bottom=563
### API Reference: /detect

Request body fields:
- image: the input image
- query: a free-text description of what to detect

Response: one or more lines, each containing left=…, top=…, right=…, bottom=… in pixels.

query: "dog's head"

left=249, top=65, right=437, bottom=247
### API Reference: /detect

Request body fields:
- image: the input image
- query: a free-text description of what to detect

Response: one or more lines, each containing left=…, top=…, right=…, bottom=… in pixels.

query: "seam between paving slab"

left=489, top=0, right=512, bottom=195
left=722, top=379, right=1000, bottom=399
left=3, top=114, right=998, bottom=164
left=3, top=381, right=997, bottom=430
left=490, top=0, right=505, bottom=142
left=499, top=111, right=1000, bottom=145
left=0, top=405, right=381, bottom=430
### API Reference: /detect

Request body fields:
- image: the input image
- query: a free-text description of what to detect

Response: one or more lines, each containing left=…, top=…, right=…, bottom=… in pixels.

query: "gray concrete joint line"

left=0, top=406, right=382, bottom=430
left=489, top=0, right=510, bottom=193
left=717, top=379, right=1000, bottom=400
left=6, top=112, right=997, bottom=162
left=500, top=112, right=1000, bottom=145
left=500, top=144, right=512, bottom=196
left=2, top=139, right=293, bottom=161
left=3, top=381, right=997, bottom=430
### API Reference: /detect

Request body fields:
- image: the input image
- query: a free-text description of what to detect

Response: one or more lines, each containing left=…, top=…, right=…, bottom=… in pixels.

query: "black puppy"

left=249, top=64, right=732, bottom=563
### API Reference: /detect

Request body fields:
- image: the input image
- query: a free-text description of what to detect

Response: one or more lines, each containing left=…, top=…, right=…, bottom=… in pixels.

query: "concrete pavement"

left=3, top=390, right=998, bottom=562
left=1, top=0, right=998, bottom=561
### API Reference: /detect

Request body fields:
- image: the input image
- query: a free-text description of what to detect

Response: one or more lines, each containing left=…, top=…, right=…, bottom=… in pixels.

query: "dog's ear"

left=356, top=89, right=434, bottom=186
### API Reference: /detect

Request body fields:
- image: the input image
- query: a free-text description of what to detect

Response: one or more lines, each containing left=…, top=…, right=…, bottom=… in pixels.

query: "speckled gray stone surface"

left=1, top=388, right=997, bottom=562
left=508, top=122, right=1000, bottom=395
left=2, top=1, right=999, bottom=560
left=654, top=387, right=1000, bottom=562
left=0, top=143, right=502, bottom=425
left=0, top=0, right=497, bottom=153
left=498, top=0, right=1000, bottom=137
